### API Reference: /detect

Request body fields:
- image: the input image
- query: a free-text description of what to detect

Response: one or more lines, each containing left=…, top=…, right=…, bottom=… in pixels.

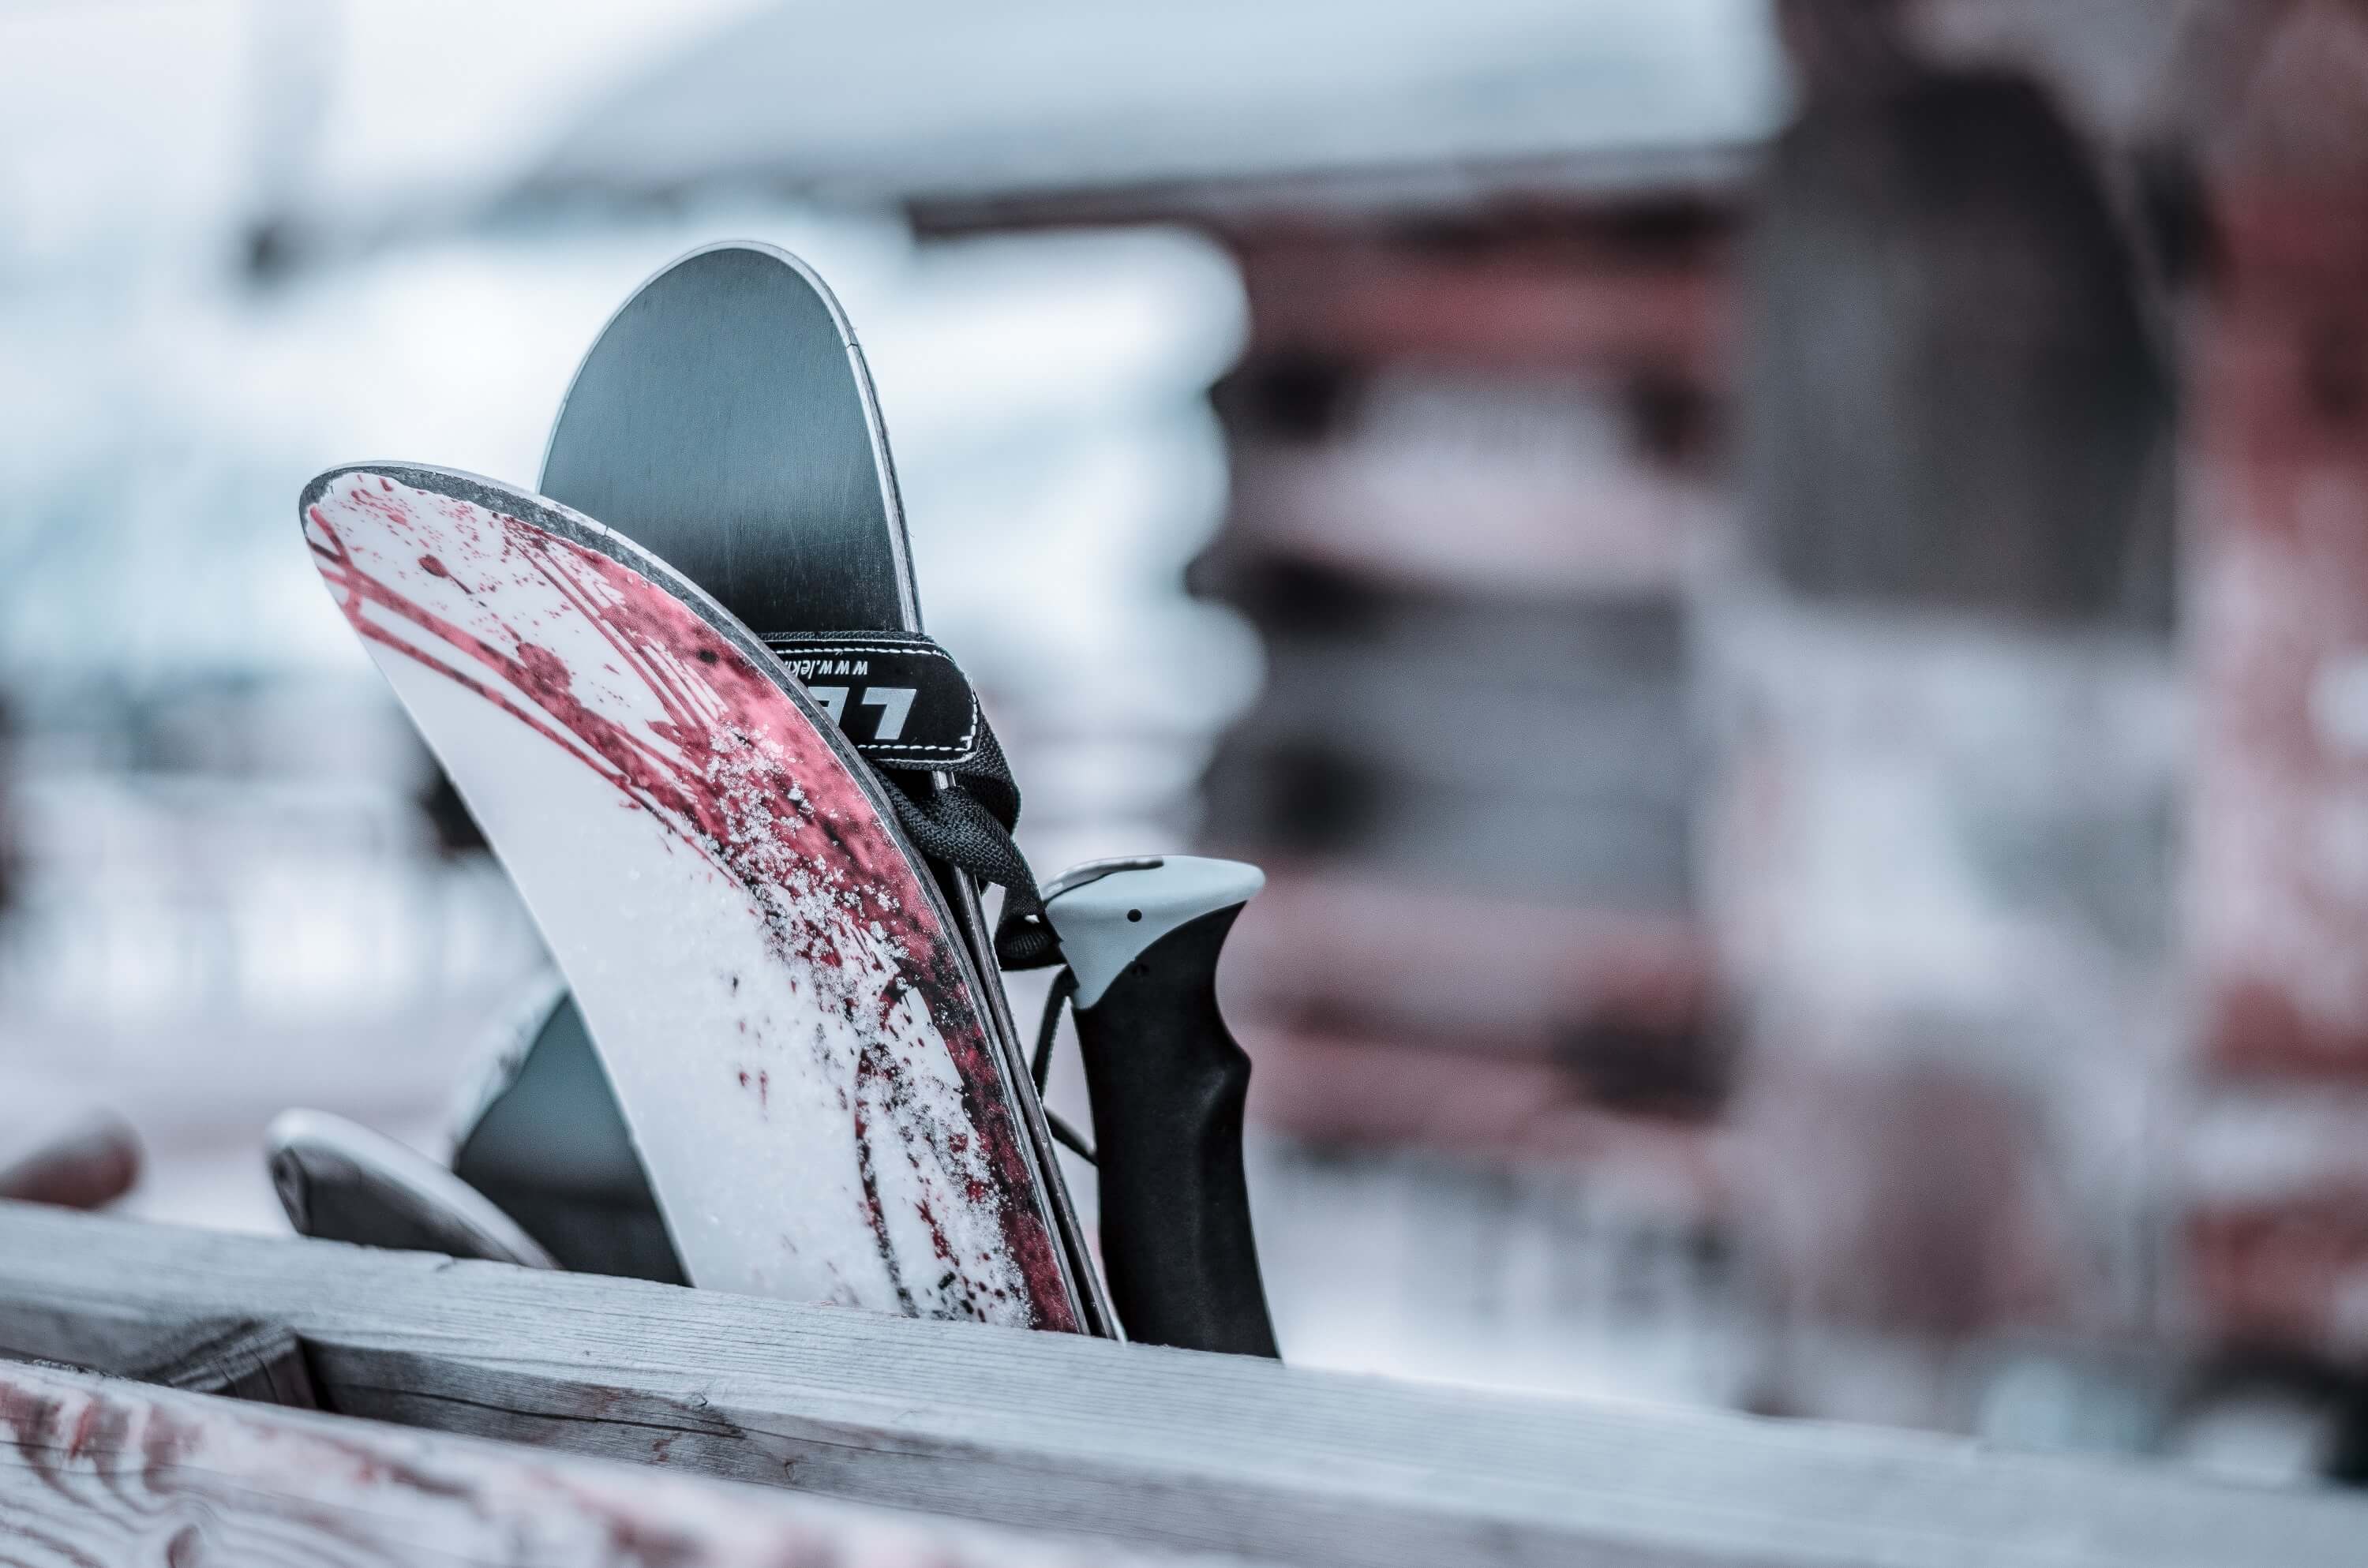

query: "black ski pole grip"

left=1044, top=858, right=1281, bottom=1358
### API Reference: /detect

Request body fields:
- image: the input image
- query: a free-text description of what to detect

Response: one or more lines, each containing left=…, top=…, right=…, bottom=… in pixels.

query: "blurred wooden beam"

left=906, top=148, right=1754, bottom=240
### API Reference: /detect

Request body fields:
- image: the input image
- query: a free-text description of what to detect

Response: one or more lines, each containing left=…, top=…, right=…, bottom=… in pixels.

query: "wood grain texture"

left=5, top=1202, right=2368, bottom=1567
left=0, top=1357, right=1219, bottom=1568
left=114, top=1319, right=317, bottom=1409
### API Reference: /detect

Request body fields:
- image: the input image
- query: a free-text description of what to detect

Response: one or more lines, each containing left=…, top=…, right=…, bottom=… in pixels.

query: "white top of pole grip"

left=1041, top=855, right=1264, bottom=1009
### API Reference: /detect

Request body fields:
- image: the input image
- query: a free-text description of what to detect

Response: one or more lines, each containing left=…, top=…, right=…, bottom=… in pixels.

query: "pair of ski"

left=272, top=244, right=1276, bottom=1357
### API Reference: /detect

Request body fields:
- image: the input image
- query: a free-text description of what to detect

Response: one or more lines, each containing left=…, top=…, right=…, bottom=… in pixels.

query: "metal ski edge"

left=840, top=432, right=1126, bottom=1334
left=298, top=459, right=1096, bottom=1334
left=776, top=253, right=1119, bottom=1342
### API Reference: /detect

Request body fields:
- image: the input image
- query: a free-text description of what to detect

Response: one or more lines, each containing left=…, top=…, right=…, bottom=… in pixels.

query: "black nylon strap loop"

left=772, top=632, right=1060, bottom=971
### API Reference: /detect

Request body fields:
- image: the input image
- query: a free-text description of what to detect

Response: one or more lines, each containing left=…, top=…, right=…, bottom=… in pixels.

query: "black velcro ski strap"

left=763, top=631, right=980, bottom=766
left=765, top=631, right=1061, bottom=971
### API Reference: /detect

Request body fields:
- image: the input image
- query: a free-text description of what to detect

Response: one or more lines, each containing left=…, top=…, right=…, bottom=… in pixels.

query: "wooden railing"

left=0, top=1356, right=1187, bottom=1567
left=2, top=1201, right=2365, bottom=1566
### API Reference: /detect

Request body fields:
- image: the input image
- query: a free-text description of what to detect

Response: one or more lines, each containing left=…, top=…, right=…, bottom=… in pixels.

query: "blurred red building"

left=2184, top=0, right=2368, bottom=1374
left=905, top=0, right=2368, bottom=1444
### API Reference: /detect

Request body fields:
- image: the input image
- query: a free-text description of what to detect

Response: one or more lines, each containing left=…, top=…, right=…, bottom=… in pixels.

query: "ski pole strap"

left=880, top=744, right=1062, bottom=971
left=1029, top=966, right=1096, bottom=1162
left=762, top=631, right=1062, bottom=971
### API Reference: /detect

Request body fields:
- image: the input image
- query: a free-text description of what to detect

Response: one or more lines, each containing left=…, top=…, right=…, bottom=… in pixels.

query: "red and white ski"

left=302, top=463, right=1084, bottom=1331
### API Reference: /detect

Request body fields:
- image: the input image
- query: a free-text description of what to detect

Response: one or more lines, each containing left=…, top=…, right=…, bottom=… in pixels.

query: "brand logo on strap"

left=762, top=632, right=980, bottom=764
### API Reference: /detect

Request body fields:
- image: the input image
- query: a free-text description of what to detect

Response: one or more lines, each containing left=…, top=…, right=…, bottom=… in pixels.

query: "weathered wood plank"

left=117, top=1317, right=318, bottom=1408
left=3, top=1202, right=2366, bottom=1567
left=0, top=1357, right=1219, bottom=1567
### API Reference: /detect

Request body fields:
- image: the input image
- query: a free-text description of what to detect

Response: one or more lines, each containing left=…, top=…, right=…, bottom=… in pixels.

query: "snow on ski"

left=535, top=239, right=1108, bottom=1331
left=302, top=463, right=1079, bottom=1330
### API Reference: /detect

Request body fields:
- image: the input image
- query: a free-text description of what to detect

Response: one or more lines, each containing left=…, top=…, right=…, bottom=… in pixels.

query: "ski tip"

left=297, top=462, right=455, bottom=529
left=544, top=241, right=863, bottom=470
left=265, top=1107, right=560, bottom=1270
left=619, top=238, right=860, bottom=343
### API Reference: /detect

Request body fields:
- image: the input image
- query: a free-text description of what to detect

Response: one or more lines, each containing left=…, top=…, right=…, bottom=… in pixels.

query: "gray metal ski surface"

left=544, top=243, right=916, bottom=635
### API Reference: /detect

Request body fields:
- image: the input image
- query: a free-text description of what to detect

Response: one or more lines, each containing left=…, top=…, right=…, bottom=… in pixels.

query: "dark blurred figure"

left=1753, top=0, right=2174, bottom=623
